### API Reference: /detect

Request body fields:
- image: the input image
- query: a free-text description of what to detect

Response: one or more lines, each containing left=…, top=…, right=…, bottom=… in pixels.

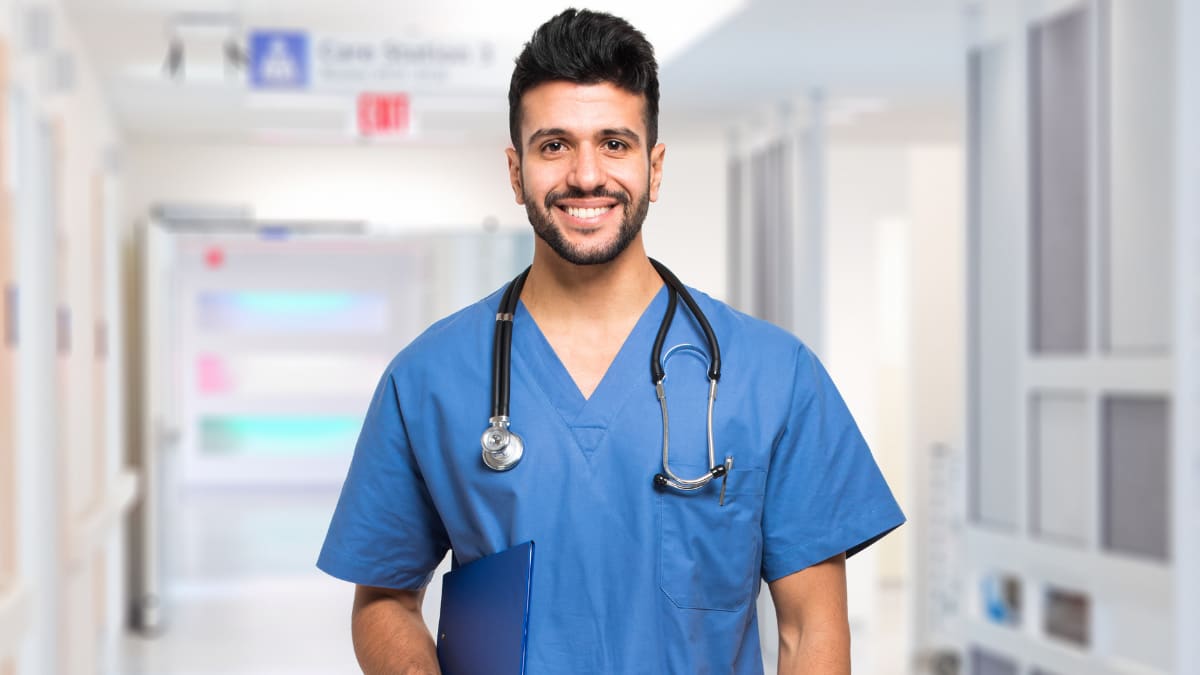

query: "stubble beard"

left=524, top=185, right=650, bottom=266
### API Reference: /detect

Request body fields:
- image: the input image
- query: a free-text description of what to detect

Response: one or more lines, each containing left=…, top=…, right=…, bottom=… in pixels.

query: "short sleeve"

left=317, top=369, right=450, bottom=589
left=760, top=345, right=906, bottom=582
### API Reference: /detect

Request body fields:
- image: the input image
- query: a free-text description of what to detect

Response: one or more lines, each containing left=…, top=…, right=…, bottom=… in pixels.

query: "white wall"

left=123, top=141, right=522, bottom=230
left=824, top=144, right=906, bottom=675
left=643, top=139, right=728, bottom=300
left=826, top=144, right=913, bottom=583
left=3, top=2, right=128, bottom=674
left=824, top=141, right=964, bottom=673
left=123, top=136, right=729, bottom=299
left=905, top=145, right=965, bottom=661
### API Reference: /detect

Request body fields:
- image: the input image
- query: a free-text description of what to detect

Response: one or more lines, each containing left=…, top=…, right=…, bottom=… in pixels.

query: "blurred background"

left=0, top=0, right=1197, bottom=673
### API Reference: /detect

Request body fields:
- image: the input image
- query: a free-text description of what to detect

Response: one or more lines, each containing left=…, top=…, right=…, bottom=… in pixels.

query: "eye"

left=541, top=141, right=565, bottom=153
left=604, top=139, right=628, bottom=151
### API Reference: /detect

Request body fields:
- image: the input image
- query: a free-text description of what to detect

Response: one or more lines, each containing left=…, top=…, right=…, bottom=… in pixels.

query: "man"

left=318, top=9, right=904, bottom=674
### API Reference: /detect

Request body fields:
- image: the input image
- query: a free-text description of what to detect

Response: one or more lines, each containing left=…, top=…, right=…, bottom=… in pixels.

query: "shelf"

left=964, top=618, right=1167, bottom=675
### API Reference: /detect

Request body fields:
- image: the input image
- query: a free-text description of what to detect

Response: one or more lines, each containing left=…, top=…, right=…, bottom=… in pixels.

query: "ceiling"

left=62, top=0, right=967, bottom=145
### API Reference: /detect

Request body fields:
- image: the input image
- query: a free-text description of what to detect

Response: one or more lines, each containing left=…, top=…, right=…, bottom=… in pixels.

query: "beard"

left=524, top=185, right=650, bottom=266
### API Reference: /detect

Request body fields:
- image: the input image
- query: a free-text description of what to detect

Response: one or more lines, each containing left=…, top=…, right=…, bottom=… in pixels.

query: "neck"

left=521, top=237, right=662, bottom=322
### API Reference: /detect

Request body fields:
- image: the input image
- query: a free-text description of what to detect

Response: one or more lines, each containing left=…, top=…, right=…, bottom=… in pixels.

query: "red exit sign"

left=357, top=92, right=410, bottom=136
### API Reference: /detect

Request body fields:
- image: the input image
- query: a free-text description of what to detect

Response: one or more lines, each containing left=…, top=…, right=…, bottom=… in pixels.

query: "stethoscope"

left=480, top=259, right=733, bottom=499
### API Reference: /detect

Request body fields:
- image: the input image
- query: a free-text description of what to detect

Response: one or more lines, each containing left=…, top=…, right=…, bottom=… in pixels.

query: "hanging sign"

left=248, top=28, right=505, bottom=91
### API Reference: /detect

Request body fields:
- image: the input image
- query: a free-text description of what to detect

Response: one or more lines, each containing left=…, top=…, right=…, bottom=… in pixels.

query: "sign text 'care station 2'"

left=248, top=29, right=508, bottom=91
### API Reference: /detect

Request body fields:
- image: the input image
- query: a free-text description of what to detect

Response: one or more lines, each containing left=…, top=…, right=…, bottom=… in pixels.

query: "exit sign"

left=357, top=93, right=410, bottom=136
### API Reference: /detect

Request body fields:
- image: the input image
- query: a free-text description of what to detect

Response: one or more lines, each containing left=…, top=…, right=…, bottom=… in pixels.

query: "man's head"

left=508, top=8, right=660, bottom=157
left=506, top=9, right=665, bottom=267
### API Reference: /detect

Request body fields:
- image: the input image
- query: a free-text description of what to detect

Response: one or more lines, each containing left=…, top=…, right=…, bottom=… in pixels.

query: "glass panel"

left=726, top=158, right=742, bottom=310
left=1102, top=395, right=1170, bottom=560
left=1029, top=7, right=1090, bottom=353
left=748, top=142, right=791, bottom=326
left=970, top=44, right=1021, bottom=529
left=1030, top=392, right=1090, bottom=545
left=1104, top=0, right=1174, bottom=353
left=196, top=290, right=388, bottom=334
left=0, top=303, right=12, bottom=583
left=199, top=415, right=362, bottom=457
left=196, top=352, right=388, bottom=397
left=0, top=137, right=13, bottom=581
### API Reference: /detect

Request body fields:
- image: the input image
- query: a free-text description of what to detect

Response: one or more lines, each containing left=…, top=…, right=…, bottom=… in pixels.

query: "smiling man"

left=318, top=9, right=904, bottom=674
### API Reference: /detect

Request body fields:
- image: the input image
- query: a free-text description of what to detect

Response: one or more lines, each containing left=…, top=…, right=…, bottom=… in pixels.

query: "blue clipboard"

left=436, top=541, right=535, bottom=675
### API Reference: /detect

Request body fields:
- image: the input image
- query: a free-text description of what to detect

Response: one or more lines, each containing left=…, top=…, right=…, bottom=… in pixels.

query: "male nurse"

left=318, top=9, right=905, bottom=674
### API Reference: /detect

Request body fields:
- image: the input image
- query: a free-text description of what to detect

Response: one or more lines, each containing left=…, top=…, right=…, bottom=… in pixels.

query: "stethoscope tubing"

left=492, top=268, right=529, bottom=420
left=484, top=259, right=727, bottom=490
left=648, top=259, right=721, bottom=383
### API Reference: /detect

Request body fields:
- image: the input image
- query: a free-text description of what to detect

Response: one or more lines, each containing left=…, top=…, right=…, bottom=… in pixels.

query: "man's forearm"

left=777, top=624, right=851, bottom=675
left=352, top=585, right=441, bottom=675
left=769, top=554, right=852, bottom=675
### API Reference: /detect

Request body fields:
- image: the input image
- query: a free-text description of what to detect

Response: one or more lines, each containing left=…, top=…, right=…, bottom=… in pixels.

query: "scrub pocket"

left=658, top=462, right=767, bottom=611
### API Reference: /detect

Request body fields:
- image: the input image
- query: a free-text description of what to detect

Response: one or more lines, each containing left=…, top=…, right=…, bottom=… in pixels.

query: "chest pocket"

left=658, top=461, right=767, bottom=611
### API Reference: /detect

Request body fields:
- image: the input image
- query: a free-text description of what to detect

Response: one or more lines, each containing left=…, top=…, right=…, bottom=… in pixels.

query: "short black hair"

left=508, top=8, right=659, bottom=154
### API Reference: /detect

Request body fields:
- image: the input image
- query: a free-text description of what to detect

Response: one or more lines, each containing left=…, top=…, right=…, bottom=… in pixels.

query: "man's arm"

left=767, top=553, right=851, bottom=675
left=352, top=584, right=441, bottom=675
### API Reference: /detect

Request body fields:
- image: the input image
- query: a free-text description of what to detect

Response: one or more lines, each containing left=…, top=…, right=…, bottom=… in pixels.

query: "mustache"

left=544, top=187, right=630, bottom=210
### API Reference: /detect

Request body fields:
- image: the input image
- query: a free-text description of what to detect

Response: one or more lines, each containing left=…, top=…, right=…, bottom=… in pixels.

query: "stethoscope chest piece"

left=481, top=416, right=524, bottom=471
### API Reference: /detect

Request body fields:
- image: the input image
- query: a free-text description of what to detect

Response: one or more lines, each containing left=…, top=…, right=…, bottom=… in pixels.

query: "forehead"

left=518, top=81, right=647, bottom=140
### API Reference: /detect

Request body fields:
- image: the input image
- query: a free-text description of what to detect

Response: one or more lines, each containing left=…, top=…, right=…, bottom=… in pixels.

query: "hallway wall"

left=0, top=2, right=130, bottom=674
left=122, top=136, right=729, bottom=300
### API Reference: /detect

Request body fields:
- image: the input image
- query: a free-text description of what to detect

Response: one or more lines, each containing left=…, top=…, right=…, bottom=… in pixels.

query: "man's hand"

left=768, top=553, right=851, bottom=675
left=352, top=585, right=441, bottom=675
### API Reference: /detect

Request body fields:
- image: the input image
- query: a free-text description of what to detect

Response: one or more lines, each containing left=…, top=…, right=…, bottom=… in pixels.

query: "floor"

left=118, top=488, right=362, bottom=675
left=116, top=487, right=911, bottom=674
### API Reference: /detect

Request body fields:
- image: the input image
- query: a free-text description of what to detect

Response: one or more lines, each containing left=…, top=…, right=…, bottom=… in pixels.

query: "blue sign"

left=248, top=30, right=310, bottom=89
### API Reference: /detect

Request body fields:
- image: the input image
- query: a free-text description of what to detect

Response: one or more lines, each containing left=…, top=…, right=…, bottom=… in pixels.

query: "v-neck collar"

left=511, top=284, right=669, bottom=454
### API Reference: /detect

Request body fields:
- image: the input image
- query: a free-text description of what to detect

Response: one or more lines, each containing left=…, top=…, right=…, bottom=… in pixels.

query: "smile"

left=561, top=205, right=615, bottom=219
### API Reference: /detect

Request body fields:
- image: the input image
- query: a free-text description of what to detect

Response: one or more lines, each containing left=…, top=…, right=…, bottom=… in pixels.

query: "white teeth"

left=565, top=206, right=611, bottom=219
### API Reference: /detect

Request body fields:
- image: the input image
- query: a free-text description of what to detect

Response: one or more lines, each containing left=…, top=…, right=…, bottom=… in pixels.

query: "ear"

left=648, top=143, right=666, bottom=202
left=505, top=147, right=525, bottom=205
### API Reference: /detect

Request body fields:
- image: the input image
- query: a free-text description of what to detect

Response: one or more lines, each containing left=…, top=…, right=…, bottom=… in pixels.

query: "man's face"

left=506, top=81, right=665, bottom=266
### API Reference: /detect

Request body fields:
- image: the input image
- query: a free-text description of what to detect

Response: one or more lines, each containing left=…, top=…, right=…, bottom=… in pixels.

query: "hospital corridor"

left=1, top=0, right=1198, bottom=674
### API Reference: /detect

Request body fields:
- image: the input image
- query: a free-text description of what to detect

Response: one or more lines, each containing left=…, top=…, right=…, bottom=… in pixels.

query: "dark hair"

left=508, top=8, right=659, bottom=154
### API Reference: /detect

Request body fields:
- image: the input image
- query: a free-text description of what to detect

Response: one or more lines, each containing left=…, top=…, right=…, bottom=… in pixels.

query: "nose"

left=567, top=145, right=606, bottom=193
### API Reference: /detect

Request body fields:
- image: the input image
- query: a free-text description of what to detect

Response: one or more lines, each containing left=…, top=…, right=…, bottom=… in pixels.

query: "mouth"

left=558, top=204, right=617, bottom=221
left=545, top=188, right=627, bottom=225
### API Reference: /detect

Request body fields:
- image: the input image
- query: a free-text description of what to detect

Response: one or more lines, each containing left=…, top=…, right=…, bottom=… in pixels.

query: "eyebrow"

left=526, top=127, right=643, bottom=148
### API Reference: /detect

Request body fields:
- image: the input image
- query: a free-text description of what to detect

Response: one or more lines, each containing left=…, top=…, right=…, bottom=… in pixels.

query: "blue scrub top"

left=318, top=283, right=905, bottom=674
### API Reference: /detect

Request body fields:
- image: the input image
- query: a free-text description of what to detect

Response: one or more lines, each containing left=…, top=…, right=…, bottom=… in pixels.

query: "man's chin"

left=529, top=207, right=642, bottom=266
left=548, top=246, right=623, bottom=266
